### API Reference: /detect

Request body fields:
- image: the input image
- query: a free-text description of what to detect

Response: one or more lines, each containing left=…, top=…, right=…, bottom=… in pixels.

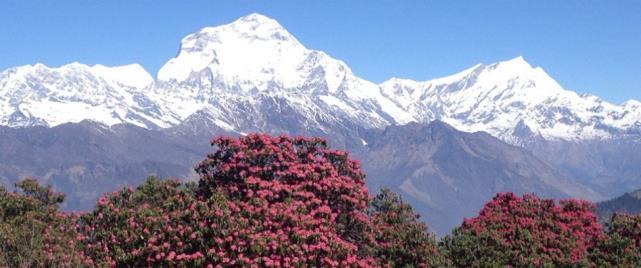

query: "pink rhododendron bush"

left=72, top=134, right=444, bottom=267
left=370, top=188, right=448, bottom=266
left=2, top=134, right=641, bottom=267
left=0, top=179, right=87, bottom=267
left=590, top=213, right=641, bottom=266
left=442, top=192, right=604, bottom=267
left=191, top=134, right=377, bottom=266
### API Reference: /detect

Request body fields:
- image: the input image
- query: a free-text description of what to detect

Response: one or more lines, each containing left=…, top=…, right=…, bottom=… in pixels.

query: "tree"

left=79, top=134, right=379, bottom=266
left=194, top=134, right=377, bottom=266
left=78, top=177, right=232, bottom=266
left=0, top=178, right=85, bottom=267
left=442, top=192, right=603, bottom=267
left=590, top=213, right=641, bottom=267
left=369, top=188, right=449, bottom=267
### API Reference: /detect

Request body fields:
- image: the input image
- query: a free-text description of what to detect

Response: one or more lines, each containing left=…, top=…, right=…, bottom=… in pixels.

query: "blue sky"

left=2, top=1, right=640, bottom=103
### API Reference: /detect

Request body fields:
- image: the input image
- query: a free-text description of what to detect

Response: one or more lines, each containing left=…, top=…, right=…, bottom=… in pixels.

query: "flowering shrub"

left=590, top=213, right=641, bottom=266
left=77, top=177, right=235, bottom=266
left=194, top=134, right=377, bottom=266
left=75, top=134, right=448, bottom=266
left=442, top=192, right=603, bottom=267
left=0, top=179, right=86, bottom=267
left=77, top=134, right=440, bottom=266
left=369, top=188, right=449, bottom=267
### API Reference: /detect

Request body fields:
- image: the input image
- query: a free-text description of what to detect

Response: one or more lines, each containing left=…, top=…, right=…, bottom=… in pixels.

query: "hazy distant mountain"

left=0, top=122, right=205, bottom=210
left=357, top=121, right=601, bottom=235
left=522, top=137, right=641, bottom=198
left=596, top=189, right=641, bottom=223
left=0, top=119, right=600, bottom=236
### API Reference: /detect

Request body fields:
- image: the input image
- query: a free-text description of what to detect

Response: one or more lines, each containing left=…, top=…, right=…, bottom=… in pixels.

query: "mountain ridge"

left=0, top=119, right=602, bottom=236
left=596, top=188, right=641, bottom=223
left=1, top=13, right=639, bottom=143
left=356, top=120, right=603, bottom=234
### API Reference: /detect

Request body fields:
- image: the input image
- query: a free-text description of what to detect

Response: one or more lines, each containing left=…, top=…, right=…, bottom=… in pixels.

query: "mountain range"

left=3, top=13, right=640, bottom=141
left=1, top=13, right=640, bottom=235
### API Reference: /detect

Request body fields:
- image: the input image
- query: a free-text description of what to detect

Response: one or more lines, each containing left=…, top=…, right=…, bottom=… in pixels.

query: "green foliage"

left=0, top=178, right=84, bottom=267
left=590, top=214, right=641, bottom=267
left=441, top=227, right=508, bottom=267
left=369, top=188, right=449, bottom=267
left=15, top=178, right=65, bottom=206
left=78, top=176, right=232, bottom=266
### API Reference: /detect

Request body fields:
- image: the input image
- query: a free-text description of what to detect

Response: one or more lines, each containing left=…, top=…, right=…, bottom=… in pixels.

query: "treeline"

left=596, top=189, right=641, bottom=223
left=1, top=134, right=639, bottom=267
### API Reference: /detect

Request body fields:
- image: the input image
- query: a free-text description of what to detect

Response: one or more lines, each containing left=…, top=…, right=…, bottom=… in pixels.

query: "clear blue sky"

left=2, top=1, right=640, bottom=103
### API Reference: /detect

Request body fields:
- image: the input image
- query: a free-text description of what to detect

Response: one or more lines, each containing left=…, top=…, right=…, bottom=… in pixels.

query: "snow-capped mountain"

left=0, top=62, right=176, bottom=128
left=152, top=13, right=413, bottom=133
left=1, top=13, right=640, bottom=143
left=380, top=57, right=641, bottom=142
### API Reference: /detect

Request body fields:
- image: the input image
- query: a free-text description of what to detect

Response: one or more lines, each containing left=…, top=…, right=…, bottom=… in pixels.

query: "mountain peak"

left=479, top=56, right=567, bottom=94
left=488, top=56, right=535, bottom=73
left=624, top=99, right=641, bottom=108
left=201, top=12, right=292, bottom=40
left=3, top=62, right=152, bottom=88
left=503, top=55, right=528, bottom=65
left=89, top=63, right=153, bottom=88
left=2, top=15, right=641, bottom=142
left=157, top=13, right=304, bottom=82
left=236, top=12, right=279, bottom=26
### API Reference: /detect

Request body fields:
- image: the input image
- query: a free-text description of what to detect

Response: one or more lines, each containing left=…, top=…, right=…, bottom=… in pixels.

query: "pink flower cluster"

left=194, top=134, right=376, bottom=266
left=459, top=192, right=603, bottom=266
left=76, top=134, right=380, bottom=267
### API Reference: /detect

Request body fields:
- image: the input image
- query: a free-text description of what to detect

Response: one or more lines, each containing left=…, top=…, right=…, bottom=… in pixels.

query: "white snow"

left=91, top=64, right=153, bottom=89
left=319, top=95, right=355, bottom=112
left=213, top=118, right=237, bottom=132
left=157, top=13, right=308, bottom=91
left=1, top=13, right=640, bottom=144
left=427, top=63, right=483, bottom=85
left=379, top=56, right=641, bottom=141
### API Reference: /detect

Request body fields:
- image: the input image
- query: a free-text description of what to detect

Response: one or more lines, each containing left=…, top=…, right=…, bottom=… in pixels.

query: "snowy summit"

left=0, top=13, right=640, bottom=143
